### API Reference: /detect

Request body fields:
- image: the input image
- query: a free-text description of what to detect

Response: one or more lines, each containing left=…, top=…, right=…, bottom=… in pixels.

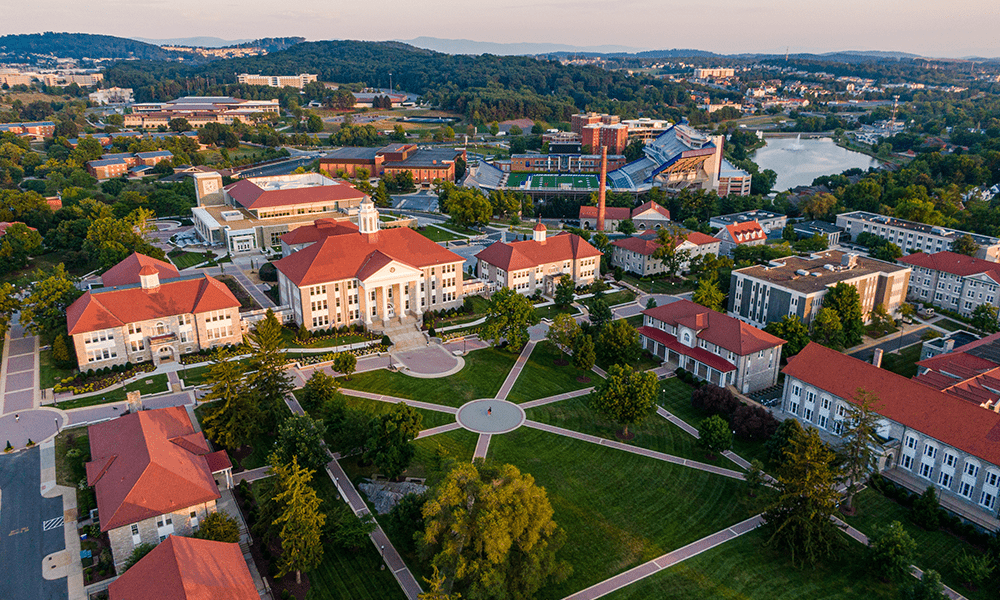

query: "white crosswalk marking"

left=42, top=516, right=63, bottom=531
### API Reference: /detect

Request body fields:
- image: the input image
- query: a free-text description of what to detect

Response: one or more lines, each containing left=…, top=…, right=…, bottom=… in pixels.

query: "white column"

left=380, top=286, right=389, bottom=322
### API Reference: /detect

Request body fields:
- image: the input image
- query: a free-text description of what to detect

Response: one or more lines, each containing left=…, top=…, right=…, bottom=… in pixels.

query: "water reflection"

left=752, top=136, right=879, bottom=192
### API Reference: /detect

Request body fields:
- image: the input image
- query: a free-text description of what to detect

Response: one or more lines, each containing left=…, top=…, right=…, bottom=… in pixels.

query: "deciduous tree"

left=810, top=307, right=844, bottom=349
left=823, top=283, right=865, bottom=347
left=547, top=312, right=579, bottom=352
left=587, top=298, right=612, bottom=330
left=365, top=402, right=423, bottom=479
left=652, top=225, right=692, bottom=279
left=867, top=521, right=917, bottom=582
left=20, top=265, right=82, bottom=340
left=0, top=282, right=20, bottom=339
left=697, top=415, right=733, bottom=457
left=764, top=315, right=810, bottom=357
left=554, top=275, right=575, bottom=308
left=420, top=462, right=570, bottom=600
left=590, top=364, right=657, bottom=437
left=970, top=304, right=999, bottom=333
left=572, top=333, right=596, bottom=372
left=333, top=351, right=357, bottom=379
left=901, top=570, right=948, bottom=600
left=951, top=234, right=979, bottom=257
left=692, top=273, right=725, bottom=312
left=597, top=319, right=638, bottom=366
left=274, top=413, right=330, bottom=472
left=482, top=287, right=539, bottom=352
left=194, top=511, right=240, bottom=543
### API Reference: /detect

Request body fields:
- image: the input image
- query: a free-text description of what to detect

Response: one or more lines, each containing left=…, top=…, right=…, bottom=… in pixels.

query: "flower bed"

left=442, top=327, right=481, bottom=342
left=291, top=343, right=387, bottom=366
left=293, top=329, right=379, bottom=346
left=179, top=344, right=245, bottom=365
left=54, top=363, right=155, bottom=395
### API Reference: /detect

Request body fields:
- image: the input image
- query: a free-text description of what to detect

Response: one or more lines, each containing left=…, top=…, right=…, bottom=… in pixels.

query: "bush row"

left=293, top=324, right=379, bottom=345
left=441, top=327, right=482, bottom=342
left=292, top=344, right=387, bottom=366
left=685, top=377, right=780, bottom=442
left=54, top=362, right=156, bottom=395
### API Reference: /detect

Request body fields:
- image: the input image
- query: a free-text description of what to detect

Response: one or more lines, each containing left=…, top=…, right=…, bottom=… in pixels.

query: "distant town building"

left=88, top=87, right=134, bottom=105
left=67, top=253, right=243, bottom=369
left=351, top=91, right=407, bottom=107
left=85, top=150, right=173, bottom=179
left=621, top=118, right=672, bottom=141
left=899, top=251, right=1000, bottom=319
left=836, top=211, right=1000, bottom=262
left=610, top=230, right=721, bottom=276
left=274, top=200, right=465, bottom=332
left=125, top=96, right=280, bottom=129
left=87, top=406, right=233, bottom=571
left=0, top=121, right=56, bottom=140
left=728, top=250, right=911, bottom=328
left=0, top=68, right=103, bottom=87
left=638, top=299, right=784, bottom=393
left=237, top=73, right=317, bottom=88
left=191, top=172, right=367, bottom=253
left=475, top=223, right=601, bottom=296
left=693, top=68, right=735, bottom=79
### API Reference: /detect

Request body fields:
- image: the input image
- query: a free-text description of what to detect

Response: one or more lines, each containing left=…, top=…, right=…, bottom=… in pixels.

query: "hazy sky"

left=3, top=0, right=998, bottom=58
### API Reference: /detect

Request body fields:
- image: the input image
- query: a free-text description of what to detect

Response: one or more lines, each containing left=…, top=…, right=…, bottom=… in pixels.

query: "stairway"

left=381, top=317, right=427, bottom=352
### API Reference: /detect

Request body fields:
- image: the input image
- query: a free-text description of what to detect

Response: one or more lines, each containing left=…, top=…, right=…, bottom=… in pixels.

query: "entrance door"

left=158, top=346, right=173, bottom=363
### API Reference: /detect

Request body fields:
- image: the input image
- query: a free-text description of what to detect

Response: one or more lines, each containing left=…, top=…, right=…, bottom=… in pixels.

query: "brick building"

left=320, top=144, right=465, bottom=183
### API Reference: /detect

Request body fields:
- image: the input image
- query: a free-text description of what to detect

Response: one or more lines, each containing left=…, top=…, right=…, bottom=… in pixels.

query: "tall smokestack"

left=597, top=146, right=607, bottom=232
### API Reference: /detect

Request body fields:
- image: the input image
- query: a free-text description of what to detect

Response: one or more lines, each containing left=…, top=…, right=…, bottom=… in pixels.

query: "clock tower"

left=193, top=172, right=223, bottom=206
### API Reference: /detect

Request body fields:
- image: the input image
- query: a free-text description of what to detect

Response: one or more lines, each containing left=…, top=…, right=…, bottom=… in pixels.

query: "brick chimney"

left=872, top=348, right=884, bottom=368
left=597, top=146, right=607, bottom=232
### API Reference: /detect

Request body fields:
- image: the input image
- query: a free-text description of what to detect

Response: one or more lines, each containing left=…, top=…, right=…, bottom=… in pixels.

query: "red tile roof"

left=225, top=178, right=367, bottom=210
left=67, top=274, right=240, bottom=335
left=579, top=205, right=631, bottom=221
left=102, top=252, right=180, bottom=287
left=783, top=342, right=1000, bottom=466
left=475, top=232, right=602, bottom=271
left=280, top=218, right=359, bottom=246
left=86, top=407, right=221, bottom=531
left=641, top=299, right=784, bottom=355
left=274, top=227, right=463, bottom=287
left=724, top=221, right=766, bottom=244
left=109, top=536, right=256, bottom=600
left=534, top=221, right=547, bottom=232
left=637, top=325, right=735, bottom=372
left=899, top=251, right=1000, bottom=285
left=0, top=221, right=37, bottom=235
left=611, top=231, right=720, bottom=257
left=631, top=200, right=671, bottom=220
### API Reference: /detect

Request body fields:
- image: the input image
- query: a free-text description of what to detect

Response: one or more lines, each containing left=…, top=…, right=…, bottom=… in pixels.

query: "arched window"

left=156, top=322, right=166, bottom=335
left=683, top=332, right=691, bottom=345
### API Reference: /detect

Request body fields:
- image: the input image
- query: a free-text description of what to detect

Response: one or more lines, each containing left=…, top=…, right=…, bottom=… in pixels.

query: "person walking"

left=487, top=407, right=492, bottom=416
left=15, top=414, right=19, bottom=422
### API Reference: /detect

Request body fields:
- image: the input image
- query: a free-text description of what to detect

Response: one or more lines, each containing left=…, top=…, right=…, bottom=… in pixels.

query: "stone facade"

left=476, top=256, right=598, bottom=296
left=107, top=501, right=217, bottom=572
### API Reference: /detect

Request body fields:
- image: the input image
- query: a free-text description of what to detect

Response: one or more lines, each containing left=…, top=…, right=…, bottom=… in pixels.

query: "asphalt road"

left=849, top=326, right=929, bottom=362
left=0, top=448, right=67, bottom=600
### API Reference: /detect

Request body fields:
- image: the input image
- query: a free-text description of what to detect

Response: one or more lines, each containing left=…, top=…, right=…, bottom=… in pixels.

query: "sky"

left=2, top=0, right=998, bottom=58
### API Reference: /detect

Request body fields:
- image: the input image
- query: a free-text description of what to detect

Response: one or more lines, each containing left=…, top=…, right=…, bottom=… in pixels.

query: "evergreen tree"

left=51, top=333, right=74, bottom=368
left=587, top=298, right=613, bottom=330
left=246, top=309, right=293, bottom=427
left=194, top=512, right=240, bottom=543
left=271, top=456, right=326, bottom=584
left=840, top=389, right=881, bottom=513
left=554, top=275, right=576, bottom=308
left=201, top=348, right=259, bottom=450
left=365, top=403, right=423, bottom=479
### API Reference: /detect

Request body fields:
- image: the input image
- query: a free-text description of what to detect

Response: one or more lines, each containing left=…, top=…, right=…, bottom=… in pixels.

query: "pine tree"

left=272, top=456, right=326, bottom=584
left=201, top=348, right=259, bottom=450
left=840, top=389, right=881, bottom=513
left=51, top=333, right=73, bottom=368
left=246, top=310, right=293, bottom=427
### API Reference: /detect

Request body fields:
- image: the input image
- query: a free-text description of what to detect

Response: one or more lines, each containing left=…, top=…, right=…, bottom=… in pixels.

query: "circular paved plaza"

left=456, top=399, right=525, bottom=434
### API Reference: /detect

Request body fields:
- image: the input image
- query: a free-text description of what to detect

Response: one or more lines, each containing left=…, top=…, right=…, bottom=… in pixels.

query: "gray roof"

left=712, top=209, right=786, bottom=225
left=734, top=250, right=910, bottom=294
left=384, top=149, right=462, bottom=169
left=793, top=220, right=841, bottom=235
left=324, top=147, right=381, bottom=161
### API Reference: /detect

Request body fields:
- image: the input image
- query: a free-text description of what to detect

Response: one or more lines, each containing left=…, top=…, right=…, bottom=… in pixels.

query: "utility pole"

left=389, top=72, right=392, bottom=94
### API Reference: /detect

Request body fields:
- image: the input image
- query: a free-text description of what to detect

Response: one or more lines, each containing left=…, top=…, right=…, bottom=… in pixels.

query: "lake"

left=751, top=136, right=879, bottom=191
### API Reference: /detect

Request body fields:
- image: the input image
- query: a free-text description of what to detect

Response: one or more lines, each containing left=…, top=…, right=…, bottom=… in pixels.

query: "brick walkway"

left=519, top=387, right=594, bottom=409
left=473, top=433, right=492, bottom=459
left=340, top=388, right=458, bottom=414
left=233, top=466, right=273, bottom=484
left=562, top=514, right=764, bottom=600
left=522, top=420, right=745, bottom=480
left=495, top=341, right=536, bottom=400
left=415, top=422, right=462, bottom=439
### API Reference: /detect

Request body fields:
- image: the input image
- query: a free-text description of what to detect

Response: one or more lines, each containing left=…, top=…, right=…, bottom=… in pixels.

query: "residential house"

left=715, top=221, right=767, bottom=256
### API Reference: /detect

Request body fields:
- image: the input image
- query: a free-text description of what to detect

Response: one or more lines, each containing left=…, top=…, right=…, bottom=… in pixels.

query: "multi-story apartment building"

left=66, top=253, right=243, bottom=370
left=836, top=210, right=1000, bottom=262
left=191, top=172, right=367, bottom=254
left=782, top=342, right=1000, bottom=530
left=274, top=200, right=465, bottom=332
left=717, top=159, right=754, bottom=197
left=610, top=231, right=721, bottom=276
left=475, top=223, right=601, bottom=296
left=728, top=250, right=911, bottom=327
left=581, top=123, right=628, bottom=154
left=693, top=68, right=736, bottom=79
left=237, top=73, right=318, bottom=88
left=87, top=407, right=234, bottom=571
left=899, top=251, right=1000, bottom=319
left=85, top=150, right=174, bottom=179
left=637, top=299, right=784, bottom=393
left=0, top=121, right=56, bottom=139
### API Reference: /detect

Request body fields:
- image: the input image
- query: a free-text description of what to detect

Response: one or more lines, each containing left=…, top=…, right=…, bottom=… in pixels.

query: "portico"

left=359, top=262, right=424, bottom=327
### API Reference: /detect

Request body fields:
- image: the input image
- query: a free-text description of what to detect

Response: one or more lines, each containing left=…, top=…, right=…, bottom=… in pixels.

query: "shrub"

left=258, top=262, right=277, bottom=282
left=731, top=404, right=779, bottom=441
left=953, top=551, right=995, bottom=589
left=911, top=486, right=941, bottom=530
left=297, top=324, right=311, bottom=341
left=428, top=327, right=436, bottom=337
left=381, top=334, right=392, bottom=346
left=691, top=384, right=738, bottom=417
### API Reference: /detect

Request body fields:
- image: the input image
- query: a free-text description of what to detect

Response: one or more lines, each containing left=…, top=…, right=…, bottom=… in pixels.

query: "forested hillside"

left=0, top=32, right=179, bottom=60
left=105, top=40, right=696, bottom=122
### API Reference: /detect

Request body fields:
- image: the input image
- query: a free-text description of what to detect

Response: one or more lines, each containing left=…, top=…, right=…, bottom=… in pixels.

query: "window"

left=986, top=471, right=1000, bottom=488
left=964, top=462, right=980, bottom=478
left=981, top=492, right=996, bottom=510
left=923, top=445, right=938, bottom=460
left=901, top=454, right=913, bottom=470
left=905, top=436, right=917, bottom=450
left=943, top=452, right=957, bottom=468
left=131, top=524, right=139, bottom=535
left=818, top=415, right=828, bottom=429
left=821, top=397, right=830, bottom=410
left=919, top=463, right=934, bottom=479
left=938, top=472, right=953, bottom=488
left=803, top=408, right=813, bottom=421
left=791, top=385, right=801, bottom=397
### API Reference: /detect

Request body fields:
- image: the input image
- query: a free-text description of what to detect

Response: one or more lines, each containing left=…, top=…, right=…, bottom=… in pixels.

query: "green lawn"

left=524, top=393, right=729, bottom=466
left=880, top=344, right=923, bottom=378
left=935, top=318, right=969, bottom=333
left=180, top=364, right=212, bottom=387
left=534, top=303, right=578, bottom=321
left=429, top=295, right=490, bottom=328
left=621, top=275, right=697, bottom=295
left=55, top=373, right=170, bottom=410
left=658, top=378, right=770, bottom=467
left=506, top=341, right=601, bottom=403
left=595, top=348, right=662, bottom=373
left=415, top=225, right=464, bottom=242
left=844, top=489, right=998, bottom=600
left=601, top=290, right=638, bottom=307
left=39, top=349, right=74, bottom=389
left=602, top=528, right=899, bottom=600
left=306, top=475, right=408, bottom=600
left=339, top=347, right=518, bottom=408
left=168, top=250, right=215, bottom=270
left=489, top=427, right=750, bottom=599
left=624, top=314, right=644, bottom=328
left=292, top=389, right=456, bottom=431
left=442, top=221, right=481, bottom=236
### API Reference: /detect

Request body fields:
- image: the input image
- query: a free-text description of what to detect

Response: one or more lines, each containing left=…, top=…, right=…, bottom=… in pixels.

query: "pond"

left=752, top=136, right=879, bottom=191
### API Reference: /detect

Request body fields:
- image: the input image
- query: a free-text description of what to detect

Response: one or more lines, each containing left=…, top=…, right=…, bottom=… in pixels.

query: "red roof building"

left=610, top=230, right=721, bottom=277
left=109, top=536, right=256, bottom=600
left=67, top=254, right=243, bottom=370
left=638, top=299, right=784, bottom=392
left=87, top=407, right=233, bottom=569
left=781, top=342, right=1000, bottom=529
left=102, top=252, right=180, bottom=287
left=900, top=251, right=1000, bottom=320
left=279, top=217, right=359, bottom=253
left=475, top=228, right=602, bottom=296
left=578, top=200, right=671, bottom=232
left=716, top=221, right=767, bottom=255
left=274, top=201, right=466, bottom=332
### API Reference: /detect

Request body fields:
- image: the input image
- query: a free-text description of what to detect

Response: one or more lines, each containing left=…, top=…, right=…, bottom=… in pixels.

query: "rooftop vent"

left=795, top=269, right=809, bottom=276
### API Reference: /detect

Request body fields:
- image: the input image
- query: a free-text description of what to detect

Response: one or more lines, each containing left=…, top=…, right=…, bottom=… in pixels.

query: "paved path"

left=591, top=364, right=608, bottom=378
left=495, top=341, right=536, bottom=400
left=522, top=420, right=745, bottom=480
left=415, top=422, right=462, bottom=439
left=233, top=466, right=273, bottom=484
left=0, top=321, right=65, bottom=449
left=848, top=327, right=929, bottom=361
left=519, top=387, right=594, bottom=409
left=340, top=389, right=458, bottom=414
left=562, top=514, right=764, bottom=600
left=473, top=433, right=492, bottom=460
left=325, top=458, right=422, bottom=599
left=201, top=265, right=276, bottom=309
left=656, top=406, right=698, bottom=437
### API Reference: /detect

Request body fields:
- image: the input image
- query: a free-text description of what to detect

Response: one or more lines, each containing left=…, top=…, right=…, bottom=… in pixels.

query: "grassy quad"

left=534, top=303, right=579, bottom=321
left=658, top=377, right=771, bottom=467
left=844, top=489, right=998, bottom=600
left=415, top=225, right=464, bottom=243
left=601, top=528, right=899, bottom=600
left=292, top=389, right=457, bottom=431
left=524, top=394, right=731, bottom=466
left=338, top=347, right=518, bottom=408
left=168, top=250, right=215, bottom=270
left=506, top=341, right=600, bottom=403
left=489, top=427, right=750, bottom=599
left=39, top=348, right=74, bottom=389
left=55, top=373, right=170, bottom=410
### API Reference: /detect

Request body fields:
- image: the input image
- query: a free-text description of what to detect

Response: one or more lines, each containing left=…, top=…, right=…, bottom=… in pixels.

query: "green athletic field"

left=506, top=173, right=599, bottom=189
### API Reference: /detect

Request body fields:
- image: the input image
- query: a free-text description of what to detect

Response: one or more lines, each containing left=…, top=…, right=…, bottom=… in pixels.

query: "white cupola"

left=358, top=198, right=380, bottom=235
